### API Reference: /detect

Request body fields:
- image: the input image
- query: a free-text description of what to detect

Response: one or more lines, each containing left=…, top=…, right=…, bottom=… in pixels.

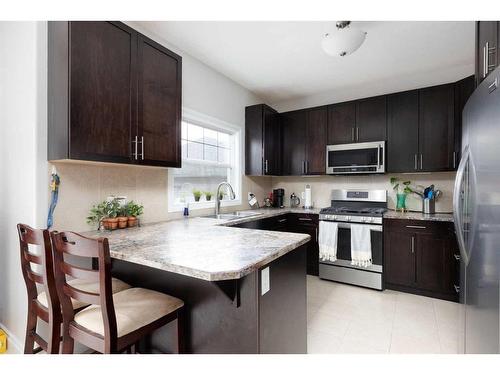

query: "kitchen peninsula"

left=86, top=214, right=310, bottom=354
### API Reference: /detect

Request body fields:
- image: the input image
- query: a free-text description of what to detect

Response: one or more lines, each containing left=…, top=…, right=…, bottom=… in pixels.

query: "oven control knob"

left=346, top=216, right=351, bottom=222
left=332, top=215, right=337, bottom=220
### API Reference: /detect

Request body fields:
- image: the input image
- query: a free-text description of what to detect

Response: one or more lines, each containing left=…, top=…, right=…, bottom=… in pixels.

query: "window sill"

left=168, top=199, right=242, bottom=213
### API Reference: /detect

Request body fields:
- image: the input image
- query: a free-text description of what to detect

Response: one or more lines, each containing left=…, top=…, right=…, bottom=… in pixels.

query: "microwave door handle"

left=377, top=144, right=380, bottom=170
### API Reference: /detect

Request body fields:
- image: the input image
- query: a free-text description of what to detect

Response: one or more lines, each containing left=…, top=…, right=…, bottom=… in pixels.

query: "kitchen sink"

left=201, top=211, right=263, bottom=220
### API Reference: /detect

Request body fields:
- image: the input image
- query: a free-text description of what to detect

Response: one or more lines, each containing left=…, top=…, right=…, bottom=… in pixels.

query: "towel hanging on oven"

left=318, top=221, right=338, bottom=262
left=350, top=224, right=372, bottom=267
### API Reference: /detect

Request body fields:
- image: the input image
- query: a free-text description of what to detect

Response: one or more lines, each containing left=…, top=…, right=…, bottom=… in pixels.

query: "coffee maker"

left=272, top=188, right=285, bottom=208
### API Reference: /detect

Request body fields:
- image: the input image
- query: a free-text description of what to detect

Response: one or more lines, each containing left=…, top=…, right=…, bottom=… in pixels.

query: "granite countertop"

left=84, top=210, right=311, bottom=282
left=383, top=210, right=454, bottom=222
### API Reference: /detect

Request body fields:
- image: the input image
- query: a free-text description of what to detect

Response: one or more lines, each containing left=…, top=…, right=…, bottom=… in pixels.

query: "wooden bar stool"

left=18, top=224, right=131, bottom=354
left=18, top=224, right=62, bottom=354
left=51, top=231, right=185, bottom=354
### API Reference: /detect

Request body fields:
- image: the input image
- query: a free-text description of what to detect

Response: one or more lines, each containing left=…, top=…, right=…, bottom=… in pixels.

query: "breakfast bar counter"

left=85, top=215, right=310, bottom=354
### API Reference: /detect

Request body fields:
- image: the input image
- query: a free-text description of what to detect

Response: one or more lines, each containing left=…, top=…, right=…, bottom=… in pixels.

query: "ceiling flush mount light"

left=321, top=21, right=367, bottom=57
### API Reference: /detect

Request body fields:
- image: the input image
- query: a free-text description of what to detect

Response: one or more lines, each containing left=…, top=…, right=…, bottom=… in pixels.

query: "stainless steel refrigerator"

left=454, top=65, right=500, bottom=353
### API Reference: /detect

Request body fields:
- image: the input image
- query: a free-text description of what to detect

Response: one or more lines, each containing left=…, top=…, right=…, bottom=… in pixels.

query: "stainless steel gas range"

left=318, top=189, right=387, bottom=290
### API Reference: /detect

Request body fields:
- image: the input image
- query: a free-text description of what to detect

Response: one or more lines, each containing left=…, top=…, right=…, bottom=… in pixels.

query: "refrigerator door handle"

left=453, top=146, right=470, bottom=266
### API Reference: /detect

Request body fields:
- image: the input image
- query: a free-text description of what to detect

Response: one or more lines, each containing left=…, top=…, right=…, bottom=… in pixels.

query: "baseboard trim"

left=0, top=322, right=22, bottom=354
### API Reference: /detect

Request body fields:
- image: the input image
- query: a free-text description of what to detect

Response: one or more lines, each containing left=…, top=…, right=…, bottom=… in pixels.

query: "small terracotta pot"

left=117, top=216, right=128, bottom=229
left=104, top=217, right=119, bottom=230
left=127, top=216, right=138, bottom=227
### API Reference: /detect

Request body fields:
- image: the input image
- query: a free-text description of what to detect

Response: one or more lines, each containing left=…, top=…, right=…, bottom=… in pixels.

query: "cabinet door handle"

left=132, top=135, right=138, bottom=160
left=454, top=284, right=460, bottom=293
left=411, top=236, right=415, bottom=254
left=453, top=151, right=456, bottom=169
left=420, top=154, right=423, bottom=170
left=406, top=225, right=427, bottom=229
left=351, top=127, right=355, bottom=142
left=486, top=42, right=497, bottom=74
left=316, top=227, right=318, bottom=242
left=454, top=254, right=461, bottom=261
left=264, top=159, right=269, bottom=174
left=278, top=218, right=287, bottom=223
left=356, top=127, right=359, bottom=142
left=414, top=154, right=418, bottom=170
left=482, top=42, right=488, bottom=78
left=299, top=217, right=313, bottom=222
left=141, top=136, right=144, bottom=160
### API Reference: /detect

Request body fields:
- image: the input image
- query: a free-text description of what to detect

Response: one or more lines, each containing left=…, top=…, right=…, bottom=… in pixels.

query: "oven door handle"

left=334, top=222, right=383, bottom=232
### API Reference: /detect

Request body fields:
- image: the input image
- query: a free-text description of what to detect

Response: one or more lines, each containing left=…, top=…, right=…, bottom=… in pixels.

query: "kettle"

left=290, top=193, right=301, bottom=208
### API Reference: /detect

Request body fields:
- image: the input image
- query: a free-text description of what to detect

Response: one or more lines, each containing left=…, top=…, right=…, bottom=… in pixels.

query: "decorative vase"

left=396, top=193, right=407, bottom=212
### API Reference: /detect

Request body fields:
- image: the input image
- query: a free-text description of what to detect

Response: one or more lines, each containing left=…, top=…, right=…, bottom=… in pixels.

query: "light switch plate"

left=261, top=267, right=270, bottom=295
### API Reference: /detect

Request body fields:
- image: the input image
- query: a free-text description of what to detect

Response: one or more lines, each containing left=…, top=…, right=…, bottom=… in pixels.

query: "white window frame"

left=168, top=107, right=242, bottom=213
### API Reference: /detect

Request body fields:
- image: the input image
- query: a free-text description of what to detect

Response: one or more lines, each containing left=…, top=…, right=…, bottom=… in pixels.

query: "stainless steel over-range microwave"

left=326, top=141, right=385, bottom=175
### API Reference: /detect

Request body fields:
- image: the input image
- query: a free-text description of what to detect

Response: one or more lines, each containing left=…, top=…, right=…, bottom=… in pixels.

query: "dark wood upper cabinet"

left=387, top=90, right=419, bottom=173
left=281, top=111, right=306, bottom=176
left=419, top=83, right=455, bottom=172
left=68, top=21, right=136, bottom=164
left=305, top=107, right=327, bottom=175
left=355, top=95, right=387, bottom=142
left=327, top=102, right=356, bottom=144
left=137, top=35, right=182, bottom=167
left=245, top=104, right=280, bottom=176
left=246, top=77, right=472, bottom=176
left=475, top=21, right=499, bottom=86
left=454, top=75, right=475, bottom=163
left=48, top=21, right=182, bottom=167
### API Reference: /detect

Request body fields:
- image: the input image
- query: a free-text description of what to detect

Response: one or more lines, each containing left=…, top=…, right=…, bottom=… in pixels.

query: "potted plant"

left=117, top=205, right=128, bottom=229
left=86, top=201, right=108, bottom=230
left=102, top=199, right=120, bottom=230
left=205, top=191, right=213, bottom=201
left=193, top=189, right=202, bottom=202
left=390, top=177, right=414, bottom=212
left=126, top=201, right=144, bottom=227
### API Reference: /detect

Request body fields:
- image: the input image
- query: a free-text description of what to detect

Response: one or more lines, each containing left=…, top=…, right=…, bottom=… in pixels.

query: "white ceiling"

left=137, top=21, right=475, bottom=107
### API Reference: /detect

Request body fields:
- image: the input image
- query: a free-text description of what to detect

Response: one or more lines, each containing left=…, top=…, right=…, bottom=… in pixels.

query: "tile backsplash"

left=50, top=161, right=455, bottom=232
left=49, top=162, right=272, bottom=232
left=271, top=172, right=456, bottom=213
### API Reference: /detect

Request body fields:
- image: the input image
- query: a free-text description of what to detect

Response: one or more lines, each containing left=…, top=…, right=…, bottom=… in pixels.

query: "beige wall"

left=271, top=172, right=456, bottom=213
left=50, top=161, right=272, bottom=232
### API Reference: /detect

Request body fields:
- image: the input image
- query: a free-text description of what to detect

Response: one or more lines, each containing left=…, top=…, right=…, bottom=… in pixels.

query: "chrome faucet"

left=215, top=182, right=235, bottom=216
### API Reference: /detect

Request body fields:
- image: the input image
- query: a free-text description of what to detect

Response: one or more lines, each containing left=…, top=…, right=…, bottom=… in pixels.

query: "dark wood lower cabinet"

left=233, top=213, right=319, bottom=276
left=384, top=219, right=459, bottom=302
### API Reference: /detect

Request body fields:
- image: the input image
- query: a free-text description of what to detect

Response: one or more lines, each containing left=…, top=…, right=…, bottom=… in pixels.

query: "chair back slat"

left=63, top=283, right=101, bottom=306
left=33, top=300, right=49, bottom=322
left=26, top=269, right=45, bottom=284
left=24, top=251, right=43, bottom=265
left=61, top=262, right=99, bottom=282
left=52, top=232, right=100, bottom=258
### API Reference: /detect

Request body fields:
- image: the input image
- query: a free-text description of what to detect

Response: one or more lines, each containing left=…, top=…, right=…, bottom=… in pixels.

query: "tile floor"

left=307, top=276, right=460, bottom=354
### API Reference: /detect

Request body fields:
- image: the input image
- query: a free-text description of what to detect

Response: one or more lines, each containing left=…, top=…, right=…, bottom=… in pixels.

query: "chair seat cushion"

left=73, top=288, right=184, bottom=337
left=37, top=278, right=131, bottom=310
